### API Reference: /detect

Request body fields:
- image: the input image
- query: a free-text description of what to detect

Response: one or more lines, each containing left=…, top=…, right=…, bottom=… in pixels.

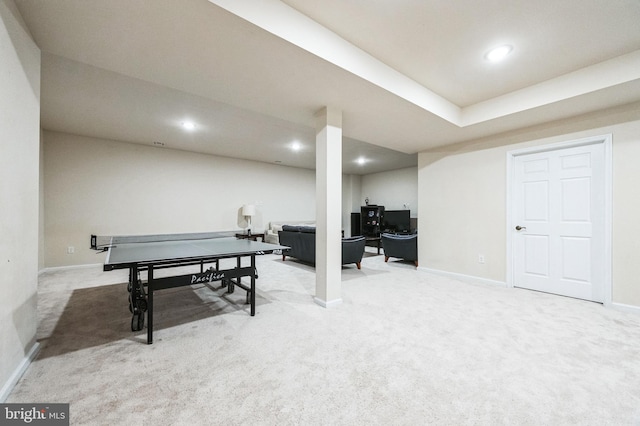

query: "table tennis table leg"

left=228, top=256, right=240, bottom=294
left=250, top=254, right=256, bottom=316
left=129, top=265, right=147, bottom=332
left=147, top=266, right=154, bottom=344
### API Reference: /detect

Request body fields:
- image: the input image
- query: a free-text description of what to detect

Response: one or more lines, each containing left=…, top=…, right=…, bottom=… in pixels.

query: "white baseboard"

left=39, top=263, right=102, bottom=275
left=313, top=297, right=343, bottom=308
left=0, top=342, right=40, bottom=403
left=419, top=268, right=640, bottom=314
left=609, top=302, right=640, bottom=315
left=417, top=266, right=507, bottom=288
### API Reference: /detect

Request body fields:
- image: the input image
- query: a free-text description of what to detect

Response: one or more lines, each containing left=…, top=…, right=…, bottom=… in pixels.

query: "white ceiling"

left=14, top=0, right=640, bottom=174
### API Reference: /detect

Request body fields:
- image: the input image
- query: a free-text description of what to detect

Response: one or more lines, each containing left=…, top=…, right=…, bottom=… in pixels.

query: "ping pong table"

left=91, top=232, right=288, bottom=344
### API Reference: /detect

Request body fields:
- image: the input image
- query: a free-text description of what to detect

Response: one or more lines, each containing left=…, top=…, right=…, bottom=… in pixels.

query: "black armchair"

left=341, top=236, right=366, bottom=269
left=381, top=233, right=418, bottom=266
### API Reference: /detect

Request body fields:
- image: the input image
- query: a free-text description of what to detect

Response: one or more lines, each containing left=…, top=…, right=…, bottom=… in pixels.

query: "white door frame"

left=506, top=134, right=613, bottom=305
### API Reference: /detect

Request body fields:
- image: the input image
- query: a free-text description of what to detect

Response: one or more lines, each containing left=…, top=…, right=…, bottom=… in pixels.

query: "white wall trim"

left=609, top=302, right=640, bottom=315
left=313, top=297, right=343, bottom=308
left=505, top=134, right=613, bottom=304
left=39, top=263, right=103, bottom=275
left=0, top=342, right=40, bottom=402
left=420, top=267, right=640, bottom=313
left=418, top=266, right=507, bottom=287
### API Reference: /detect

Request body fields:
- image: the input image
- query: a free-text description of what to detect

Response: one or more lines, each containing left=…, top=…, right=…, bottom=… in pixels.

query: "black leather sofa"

left=381, top=233, right=418, bottom=266
left=278, top=225, right=366, bottom=269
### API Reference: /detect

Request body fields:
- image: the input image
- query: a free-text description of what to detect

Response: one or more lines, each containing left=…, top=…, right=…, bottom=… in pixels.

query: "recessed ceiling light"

left=181, top=121, right=196, bottom=131
left=356, top=157, right=367, bottom=165
left=485, top=45, right=513, bottom=63
left=291, top=141, right=302, bottom=151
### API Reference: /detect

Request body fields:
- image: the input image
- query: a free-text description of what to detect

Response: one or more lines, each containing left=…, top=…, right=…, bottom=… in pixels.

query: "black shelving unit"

left=360, top=205, right=384, bottom=238
left=350, top=212, right=361, bottom=237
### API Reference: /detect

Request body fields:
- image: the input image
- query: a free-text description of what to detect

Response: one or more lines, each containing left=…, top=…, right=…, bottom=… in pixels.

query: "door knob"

left=515, top=225, right=526, bottom=231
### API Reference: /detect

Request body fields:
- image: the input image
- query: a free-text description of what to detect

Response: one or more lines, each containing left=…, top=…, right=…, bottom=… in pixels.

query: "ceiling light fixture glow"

left=181, top=121, right=196, bottom=131
left=485, top=45, right=513, bottom=63
left=356, top=157, right=367, bottom=165
left=291, top=141, right=302, bottom=151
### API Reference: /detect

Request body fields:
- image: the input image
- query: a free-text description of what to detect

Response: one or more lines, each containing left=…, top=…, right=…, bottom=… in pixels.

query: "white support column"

left=314, top=106, right=342, bottom=307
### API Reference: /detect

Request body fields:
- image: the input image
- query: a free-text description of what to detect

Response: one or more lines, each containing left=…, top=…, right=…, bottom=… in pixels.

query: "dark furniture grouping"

left=351, top=206, right=415, bottom=256
left=278, top=225, right=366, bottom=269
left=235, top=232, right=265, bottom=242
left=381, top=233, right=418, bottom=267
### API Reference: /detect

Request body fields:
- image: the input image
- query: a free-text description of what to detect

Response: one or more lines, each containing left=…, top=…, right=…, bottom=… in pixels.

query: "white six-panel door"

left=512, top=140, right=607, bottom=302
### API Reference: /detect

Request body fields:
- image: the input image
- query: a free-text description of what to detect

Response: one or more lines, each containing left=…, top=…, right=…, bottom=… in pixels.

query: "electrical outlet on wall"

left=67, top=246, right=74, bottom=254
left=478, top=254, right=485, bottom=264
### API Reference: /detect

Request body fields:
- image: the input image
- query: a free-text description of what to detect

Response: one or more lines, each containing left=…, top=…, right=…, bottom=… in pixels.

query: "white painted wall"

left=43, top=131, right=318, bottom=267
left=0, top=0, right=41, bottom=399
left=43, top=132, right=385, bottom=268
left=418, top=114, right=640, bottom=308
left=39, top=129, right=45, bottom=270
left=419, top=147, right=505, bottom=281
left=361, top=167, right=418, bottom=216
left=342, top=174, right=362, bottom=236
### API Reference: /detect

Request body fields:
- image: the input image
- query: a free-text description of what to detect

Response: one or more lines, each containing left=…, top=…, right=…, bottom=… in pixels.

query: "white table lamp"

left=242, top=204, right=256, bottom=235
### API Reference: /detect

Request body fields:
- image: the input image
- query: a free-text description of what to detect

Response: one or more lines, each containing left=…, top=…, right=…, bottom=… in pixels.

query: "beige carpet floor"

left=7, top=248, right=640, bottom=425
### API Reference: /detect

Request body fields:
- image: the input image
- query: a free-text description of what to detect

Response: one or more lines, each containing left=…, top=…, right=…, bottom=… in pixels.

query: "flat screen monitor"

left=382, top=210, right=411, bottom=233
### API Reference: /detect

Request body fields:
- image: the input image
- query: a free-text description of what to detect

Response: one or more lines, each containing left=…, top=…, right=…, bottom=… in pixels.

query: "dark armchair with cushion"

left=341, top=236, right=366, bottom=269
left=381, top=233, right=418, bottom=266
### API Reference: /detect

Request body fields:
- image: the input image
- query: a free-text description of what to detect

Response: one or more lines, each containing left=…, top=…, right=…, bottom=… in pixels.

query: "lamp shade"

left=242, top=204, right=256, bottom=217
